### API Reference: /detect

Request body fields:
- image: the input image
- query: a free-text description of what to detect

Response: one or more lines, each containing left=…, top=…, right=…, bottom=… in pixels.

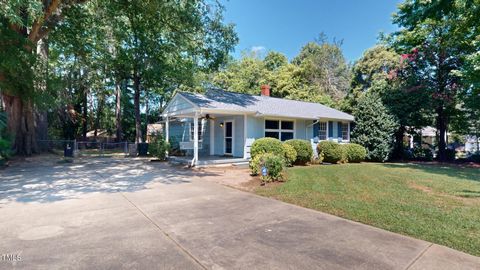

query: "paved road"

left=0, top=159, right=478, bottom=269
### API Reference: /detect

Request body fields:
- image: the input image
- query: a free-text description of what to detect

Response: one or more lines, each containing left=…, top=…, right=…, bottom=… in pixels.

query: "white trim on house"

left=340, top=121, right=350, bottom=142
left=318, top=121, right=327, bottom=141
left=294, top=119, right=297, bottom=139
left=188, top=121, right=204, bottom=142
left=209, top=119, right=215, bottom=155
left=244, top=113, right=248, bottom=139
left=264, top=118, right=295, bottom=141
left=193, top=112, right=199, bottom=166
left=243, top=114, right=248, bottom=159
left=325, top=119, right=330, bottom=141
left=200, top=108, right=253, bottom=116
left=162, top=93, right=199, bottom=117
left=176, top=93, right=200, bottom=109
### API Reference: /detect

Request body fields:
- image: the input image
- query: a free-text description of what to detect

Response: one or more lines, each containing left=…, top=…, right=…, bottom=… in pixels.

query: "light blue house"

left=161, top=86, right=354, bottom=166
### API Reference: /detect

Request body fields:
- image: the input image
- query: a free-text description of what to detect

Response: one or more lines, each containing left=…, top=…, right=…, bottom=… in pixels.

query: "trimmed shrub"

left=249, top=154, right=262, bottom=175
left=250, top=137, right=285, bottom=159
left=0, top=137, right=11, bottom=166
left=285, top=139, right=313, bottom=165
left=445, top=149, right=456, bottom=161
left=0, top=112, right=11, bottom=166
left=469, top=154, right=480, bottom=163
left=413, top=147, right=434, bottom=161
left=149, top=136, right=171, bottom=161
left=317, top=141, right=346, bottom=164
left=249, top=152, right=285, bottom=182
left=343, top=143, right=366, bottom=163
left=283, top=143, right=297, bottom=167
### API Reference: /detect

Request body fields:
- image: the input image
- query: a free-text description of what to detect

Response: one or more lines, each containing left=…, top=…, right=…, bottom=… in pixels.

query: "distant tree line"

left=0, top=0, right=479, bottom=162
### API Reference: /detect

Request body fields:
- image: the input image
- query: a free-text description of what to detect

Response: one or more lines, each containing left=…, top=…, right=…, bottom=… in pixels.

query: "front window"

left=342, top=123, right=349, bottom=141
left=318, top=122, right=327, bottom=140
left=189, top=121, right=204, bottom=142
left=265, top=120, right=294, bottom=141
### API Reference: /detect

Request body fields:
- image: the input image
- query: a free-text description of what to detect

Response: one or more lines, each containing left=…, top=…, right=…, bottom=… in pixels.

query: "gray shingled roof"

left=179, top=89, right=354, bottom=121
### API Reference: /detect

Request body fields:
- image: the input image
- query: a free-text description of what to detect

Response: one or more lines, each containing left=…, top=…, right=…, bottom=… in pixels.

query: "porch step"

left=197, top=161, right=249, bottom=168
left=168, top=156, right=248, bottom=167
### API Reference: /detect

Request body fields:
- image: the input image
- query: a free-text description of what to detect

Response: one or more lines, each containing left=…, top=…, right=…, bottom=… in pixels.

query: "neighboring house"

left=86, top=129, right=116, bottom=142
left=404, top=127, right=479, bottom=154
left=465, top=135, right=479, bottom=153
left=161, top=86, right=354, bottom=166
left=146, top=123, right=164, bottom=143
left=404, top=127, right=442, bottom=149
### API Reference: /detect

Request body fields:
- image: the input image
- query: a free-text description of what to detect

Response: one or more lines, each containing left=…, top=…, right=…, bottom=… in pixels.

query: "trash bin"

left=137, top=143, right=149, bottom=156
left=64, top=142, right=74, bottom=157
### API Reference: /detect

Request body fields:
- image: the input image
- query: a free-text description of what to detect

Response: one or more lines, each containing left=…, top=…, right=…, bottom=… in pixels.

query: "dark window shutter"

left=328, top=121, right=333, bottom=139
left=313, top=122, right=319, bottom=137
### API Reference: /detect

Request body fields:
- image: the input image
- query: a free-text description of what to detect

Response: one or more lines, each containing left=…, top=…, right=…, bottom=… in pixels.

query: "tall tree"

left=351, top=91, right=398, bottom=162
left=292, top=35, right=350, bottom=101
left=349, top=45, right=432, bottom=158
left=392, top=0, right=478, bottom=160
left=0, top=0, right=86, bottom=155
left=212, top=50, right=337, bottom=107
left=104, top=0, right=237, bottom=143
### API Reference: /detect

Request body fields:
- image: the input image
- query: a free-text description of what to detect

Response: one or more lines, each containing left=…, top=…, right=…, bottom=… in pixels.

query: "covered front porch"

left=162, top=94, right=249, bottom=166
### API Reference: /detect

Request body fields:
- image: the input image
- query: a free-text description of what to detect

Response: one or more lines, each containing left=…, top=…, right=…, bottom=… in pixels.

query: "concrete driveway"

left=0, top=158, right=478, bottom=269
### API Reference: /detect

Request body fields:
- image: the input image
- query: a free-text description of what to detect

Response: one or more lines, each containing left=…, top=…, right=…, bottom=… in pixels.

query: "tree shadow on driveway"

left=0, top=158, right=221, bottom=204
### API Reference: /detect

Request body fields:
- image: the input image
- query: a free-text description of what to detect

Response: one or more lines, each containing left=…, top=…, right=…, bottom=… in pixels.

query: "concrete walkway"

left=0, top=159, right=478, bottom=269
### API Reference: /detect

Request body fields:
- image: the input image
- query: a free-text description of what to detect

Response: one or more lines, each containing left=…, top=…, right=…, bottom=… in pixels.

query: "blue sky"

left=221, top=0, right=401, bottom=62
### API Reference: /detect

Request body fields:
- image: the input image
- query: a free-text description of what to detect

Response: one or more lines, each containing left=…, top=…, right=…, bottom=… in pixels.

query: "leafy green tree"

left=213, top=50, right=337, bottom=107
left=351, top=91, right=398, bottom=162
left=391, top=0, right=479, bottom=160
left=348, top=46, right=400, bottom=107
left=213, top=53, right=268, bottom=94
left=292, top=35, right=350, bottom=101
left=264, top=51, right=288, bottom=71
left=351, top=45, right=432, bottom=158
left=103, top=0, right=237, bottom=143
left=0, top=0, right=86, bottom=155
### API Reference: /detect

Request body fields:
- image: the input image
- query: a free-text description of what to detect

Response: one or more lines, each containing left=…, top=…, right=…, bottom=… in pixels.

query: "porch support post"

left=193, top=112, right=199, bottom=166
left=165, top=116, right=170, bottom=157
left=243, top=113, right=248, bottom=159
left=165, top=116, right=169, bottom=143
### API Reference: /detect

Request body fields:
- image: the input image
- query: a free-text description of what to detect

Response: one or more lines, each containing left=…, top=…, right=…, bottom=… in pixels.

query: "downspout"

left=307, top=119, right=320, bottom=127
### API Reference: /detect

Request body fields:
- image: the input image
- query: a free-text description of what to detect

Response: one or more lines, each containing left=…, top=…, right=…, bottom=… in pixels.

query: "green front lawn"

left=255, top=163, right=480, bottom=256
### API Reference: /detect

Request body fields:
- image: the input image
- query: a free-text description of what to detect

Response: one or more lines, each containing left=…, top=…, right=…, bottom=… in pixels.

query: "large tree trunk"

left=115, top=80, right=123, bottom=142
left=35, top=111, right=49, bottom=151
left=81, top=78, right=88, bottom=141
left=393, top=126, right=406, bottom=160
left=2, top=94, right=37, bottom=155
left=94, top=94, right=104, bottom=140
left=35, top=38, right=49, bottom=148
left=1, top=0, right=78, bottom=155
left=436, top=106, right=447, bottom=161
left=133, top=74, right=143, bottom=143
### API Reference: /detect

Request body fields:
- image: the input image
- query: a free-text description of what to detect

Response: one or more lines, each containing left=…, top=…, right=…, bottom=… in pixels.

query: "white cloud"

left=250, top=46, right=266, bottom=54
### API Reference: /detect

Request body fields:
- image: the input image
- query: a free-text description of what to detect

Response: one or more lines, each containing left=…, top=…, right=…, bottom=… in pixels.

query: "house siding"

left=295, top=120, right=307, bottom=139
left=246, top=116, right=264, bottom=138
left=165, top=94, right=195, bottom=114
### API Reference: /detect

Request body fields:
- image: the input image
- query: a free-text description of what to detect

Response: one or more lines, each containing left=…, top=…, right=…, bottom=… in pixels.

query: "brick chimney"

left=260, top=85, right=270, bottom=96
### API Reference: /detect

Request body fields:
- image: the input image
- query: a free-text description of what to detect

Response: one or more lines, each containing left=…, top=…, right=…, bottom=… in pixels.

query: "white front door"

left=224, top=121, right=233, bottom=155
